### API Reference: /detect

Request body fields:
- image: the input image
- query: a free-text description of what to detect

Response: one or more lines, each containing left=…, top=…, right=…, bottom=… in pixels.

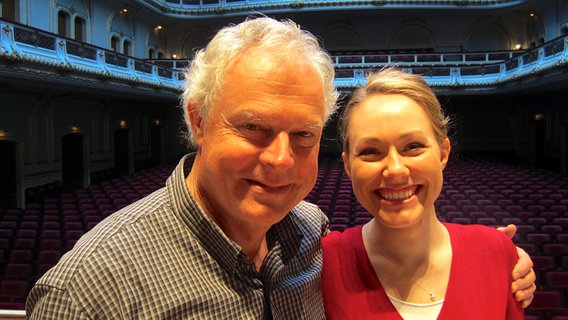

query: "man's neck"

left=185, top=169, right=270, bottom=272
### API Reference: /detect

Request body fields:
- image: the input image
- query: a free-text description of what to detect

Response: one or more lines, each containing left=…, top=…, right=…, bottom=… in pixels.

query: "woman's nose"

left=383, top=151, right=409, bottom=179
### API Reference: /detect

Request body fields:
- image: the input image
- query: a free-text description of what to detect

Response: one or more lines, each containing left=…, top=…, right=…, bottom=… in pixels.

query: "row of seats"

left=0, top=153, right=567, bottom=318
left=0, top=164, right=175, bottom=309
left=309, top=154, right=568, bottom=319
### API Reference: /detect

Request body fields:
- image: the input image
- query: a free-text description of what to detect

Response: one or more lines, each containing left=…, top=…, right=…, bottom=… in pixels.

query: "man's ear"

left=188, top=102, right=204, bottom=147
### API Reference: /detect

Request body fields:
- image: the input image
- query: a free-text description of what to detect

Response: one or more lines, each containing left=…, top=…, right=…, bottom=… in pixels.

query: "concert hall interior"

left=0, top=1, right=567, bottom=319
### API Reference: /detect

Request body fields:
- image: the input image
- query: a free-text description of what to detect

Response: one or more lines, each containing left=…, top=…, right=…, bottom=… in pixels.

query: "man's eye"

left=297, top=131, right=313, bottom=138
left=244, top=124, right=260, bottom=131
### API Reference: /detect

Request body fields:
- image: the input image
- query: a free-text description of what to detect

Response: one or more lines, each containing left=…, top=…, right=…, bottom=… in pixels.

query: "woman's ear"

left=188, top=102, right=204, bottom=147
left=440, top=138, right=451, bottom=170
left=342, top=151, right=352, bottom=179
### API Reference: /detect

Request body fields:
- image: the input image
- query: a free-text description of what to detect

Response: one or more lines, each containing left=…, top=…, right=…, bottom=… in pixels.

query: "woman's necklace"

left=413, top=271, right=444, bottom=301
left=414, top=230, right=448, bottom=301
left=367, top=226, right=449, bottom=302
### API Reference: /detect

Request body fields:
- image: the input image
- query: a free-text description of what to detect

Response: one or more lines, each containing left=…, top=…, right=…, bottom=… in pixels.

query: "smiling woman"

left=342, top=93, right=448, bottom=227
left=322, top=68, right=526, bottom=320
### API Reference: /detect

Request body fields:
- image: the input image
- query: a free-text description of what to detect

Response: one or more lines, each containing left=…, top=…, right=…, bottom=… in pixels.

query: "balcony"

left=136, top=0, right=529, bottom=18
left=0, top=19, right=182, bottom=99
left=2, top=18, right=568, bottom=95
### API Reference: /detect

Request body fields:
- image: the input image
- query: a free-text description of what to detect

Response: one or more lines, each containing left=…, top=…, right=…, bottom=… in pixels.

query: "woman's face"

left=342, top=94, right=450, bottom=229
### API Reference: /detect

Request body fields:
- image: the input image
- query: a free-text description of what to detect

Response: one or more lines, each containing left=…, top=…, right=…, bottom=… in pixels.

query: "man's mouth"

left=247, top=179, right=292, bottom=193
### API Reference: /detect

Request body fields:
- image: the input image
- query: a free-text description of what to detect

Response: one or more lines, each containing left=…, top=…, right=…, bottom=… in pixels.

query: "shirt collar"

left=166, top=153, right=304, bottom=276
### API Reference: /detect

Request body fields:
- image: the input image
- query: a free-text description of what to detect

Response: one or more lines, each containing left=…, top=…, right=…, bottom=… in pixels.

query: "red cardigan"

left=322, top=223, right=524, bottom=319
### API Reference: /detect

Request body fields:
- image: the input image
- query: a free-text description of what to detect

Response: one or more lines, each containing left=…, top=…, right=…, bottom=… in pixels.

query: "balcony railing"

left=151, top=35, right=568, bottom=90
left=2, top=18, right=568, bottom=92
left=0, top=19, right=182, bottom=92
left=136, top=0, right=529, bottom=18
left=329, top=35, right=568, bottom=89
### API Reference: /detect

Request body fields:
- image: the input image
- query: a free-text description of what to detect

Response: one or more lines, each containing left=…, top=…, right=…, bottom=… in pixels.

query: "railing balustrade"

left=0, top=19, right=182, bottom=91
left=2, top=18, right=567, bottom=91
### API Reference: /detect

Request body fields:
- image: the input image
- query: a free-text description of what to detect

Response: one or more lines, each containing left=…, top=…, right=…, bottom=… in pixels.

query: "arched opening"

left=114, top=128, right=133, bottom=175
left=57, top=11, right=70, bottom=37
left=62, top=132, right=89, bottom=191
left=0, top=140, right=21, bottom=213
left=151, top=124, right=164, bottom=166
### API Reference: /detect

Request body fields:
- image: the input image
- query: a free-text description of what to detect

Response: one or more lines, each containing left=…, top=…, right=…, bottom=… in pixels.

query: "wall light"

left=70, top=125, right=81, bottom=133
left=120, top=120, right=127, bottom=128
left=514, top=44, right=522, bottom=50
left=0, top=129, right=8, bottom=138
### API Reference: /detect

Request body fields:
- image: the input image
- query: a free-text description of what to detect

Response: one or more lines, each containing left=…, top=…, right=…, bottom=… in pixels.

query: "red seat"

left=526, top=233, right=552, bottom=245
left=0, top=280, right=29, bottom=301
left=4, top=263, right=33, bottom=279
left=9, top=249, right=34, bottom=263
left=546, top=271, right=568, bottom=287
left=37, top=250, right=62, bottom=265
left=542, top=243, right=568, bottom=256
left=532, top=256, right=555, bottom=270
left=529, top=291, right=563, bottom=310
left=13, top=238, right=36, bottom=250
left=40, top=238, right=62, bottom=250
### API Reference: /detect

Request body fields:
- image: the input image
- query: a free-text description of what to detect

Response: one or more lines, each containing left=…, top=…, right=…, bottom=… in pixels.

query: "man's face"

left=189, top=47, right=326, bottom=234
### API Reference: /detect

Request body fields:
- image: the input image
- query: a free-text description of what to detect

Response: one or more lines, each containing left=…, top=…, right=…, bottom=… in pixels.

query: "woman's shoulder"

left=444, top=222, right=508, bottom=239
left=443, top=222, right=517, bottom=255
left=323, top=225, right=363, bottom=246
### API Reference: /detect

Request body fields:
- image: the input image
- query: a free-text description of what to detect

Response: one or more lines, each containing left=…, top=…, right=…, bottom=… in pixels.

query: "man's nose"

left=260, top=132, right=294, bottom=168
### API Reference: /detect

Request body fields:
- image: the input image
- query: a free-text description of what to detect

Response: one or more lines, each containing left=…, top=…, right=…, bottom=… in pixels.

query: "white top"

left=388, top=294, right=444, bottom=320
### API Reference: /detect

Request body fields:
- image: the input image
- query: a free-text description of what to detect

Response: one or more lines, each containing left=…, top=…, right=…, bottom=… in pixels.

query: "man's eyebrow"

left=239, top=111, right=265, bottom=121
left=305, top=121, right=323, bottom=130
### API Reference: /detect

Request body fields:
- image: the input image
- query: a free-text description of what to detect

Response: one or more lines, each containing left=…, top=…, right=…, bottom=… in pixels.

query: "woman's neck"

left=362, top=218, right=452, bottom=303
left=364, top=216, right=445, bottom=263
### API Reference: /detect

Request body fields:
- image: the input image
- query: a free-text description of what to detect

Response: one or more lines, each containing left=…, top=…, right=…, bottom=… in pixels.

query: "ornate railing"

left=152, top=35, right=568, bottom=89
left=330, top=36, right=568, bottom=89
left=0, top=19, right=182, bottom=92
left=2, top=17, right=568, bottom=92
left=136, top=0, right=528, bottom=18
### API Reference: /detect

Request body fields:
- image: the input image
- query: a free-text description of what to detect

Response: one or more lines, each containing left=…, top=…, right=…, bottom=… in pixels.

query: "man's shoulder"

left=293, top=200, right=321, bottom=213
left=292, top=200, right=327, bottom=222
left=34, top=188, right=173, bottom=289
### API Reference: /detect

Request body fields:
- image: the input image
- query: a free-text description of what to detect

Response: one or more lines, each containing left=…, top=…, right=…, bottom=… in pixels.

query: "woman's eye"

left=406, top=143, right=426, bottom=152
left=358, top=148, right=379, bottom=156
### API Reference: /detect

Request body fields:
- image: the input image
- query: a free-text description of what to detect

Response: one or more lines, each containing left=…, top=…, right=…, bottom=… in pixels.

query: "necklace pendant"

left=430, top=292, right=436, bottom=301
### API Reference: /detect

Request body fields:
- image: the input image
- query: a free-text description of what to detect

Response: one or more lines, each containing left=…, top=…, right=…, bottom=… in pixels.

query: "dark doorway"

left=114, top=128, right=133, bottom=176
left=62, top=133, right=89, bottom=191
left=533, top=115, right=544, bottom=166
left=0, top=140, right=20, bottom=213
left=151, top=125, right=164, bottom=166
left=562, top=123, right=568, bottom=176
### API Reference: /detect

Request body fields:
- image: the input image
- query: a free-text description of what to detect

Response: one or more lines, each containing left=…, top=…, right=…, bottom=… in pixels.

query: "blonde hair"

left=339, top=67, right=450, bottom=152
